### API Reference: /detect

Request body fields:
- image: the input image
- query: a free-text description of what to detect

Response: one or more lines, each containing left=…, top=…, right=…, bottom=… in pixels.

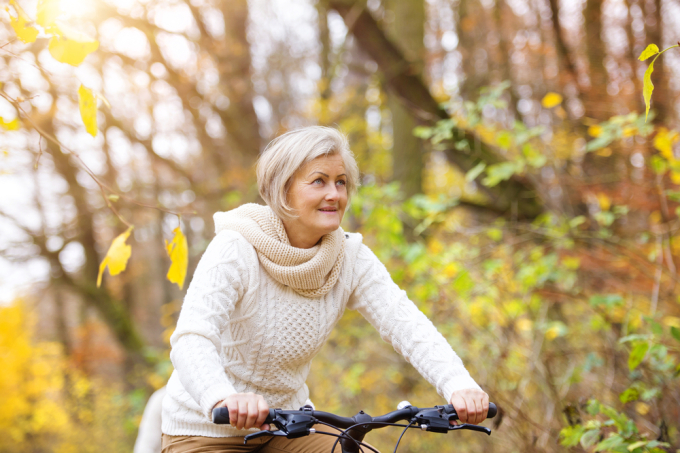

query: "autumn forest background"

left=1, top=0, right=680, bottom=452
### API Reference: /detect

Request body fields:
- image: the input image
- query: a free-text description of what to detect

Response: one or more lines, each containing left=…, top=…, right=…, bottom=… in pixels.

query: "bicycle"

left=213, top=401, right=498, bottom=453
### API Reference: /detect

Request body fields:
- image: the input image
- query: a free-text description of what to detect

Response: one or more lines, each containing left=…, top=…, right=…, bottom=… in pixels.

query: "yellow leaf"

left=0, top=117, right=20, bottom=131
left=6, top=0, right=39, bottom=44
left=48, top=21, right=99, bottom=67
left=541, top=92, right=563, bottom=109
left=653, top=127, right=679, bottom=161
left=596, top=193, right=611, bottom=211
left=36, top=0, right=61, bottom=32
left=78, top=85, right=97, bottom=136
left=634, top=402, right=650, bottom=415
left=587, top=125, right=603, bottom=137
left=97, top=226, right=133, bottom=287
left=643, top=60, right=655, bottom=121
left=671, top=171, right=680, bottom=185
left=622, top=126, right=637, bottom=137
left=165, top=227, right=188, bottom=289
left=638, top=43, right=659, bottom=61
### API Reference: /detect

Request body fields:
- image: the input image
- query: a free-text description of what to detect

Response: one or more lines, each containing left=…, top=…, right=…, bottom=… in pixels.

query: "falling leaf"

left=165, top=226, right=188, bottom=290
left=97, top=226, right=133, bottom=287
left=36, top=0, right=61, bottom=33
left=642, top=60, right=655, bottom=121
left=0, top=117, right=20, bottom=130
left=6, top=0, right=39, bottom=44
left=78, top=84, right=97, bottom=136
left=653, top=127, right=679, bottom=161
left=48, top=21, right=99, bottom=67
left=541, top=92, right=563, bottom=109
left=638, top=44, right=659, bottom=61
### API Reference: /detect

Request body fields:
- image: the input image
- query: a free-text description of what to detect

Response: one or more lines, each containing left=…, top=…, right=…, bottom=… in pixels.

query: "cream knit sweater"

left=161, top=206, right=481, bottom=438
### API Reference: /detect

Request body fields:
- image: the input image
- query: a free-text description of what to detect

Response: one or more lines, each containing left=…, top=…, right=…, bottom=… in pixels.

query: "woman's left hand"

left=449, top=388, right=489, bottom=425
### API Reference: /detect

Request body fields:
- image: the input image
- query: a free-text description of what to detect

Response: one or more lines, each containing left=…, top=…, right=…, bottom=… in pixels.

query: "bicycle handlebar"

left=213, top=403, right=497, bottom=427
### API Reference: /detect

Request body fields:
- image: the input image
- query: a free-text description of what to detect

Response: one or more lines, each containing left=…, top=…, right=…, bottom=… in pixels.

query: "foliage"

left=0, top=301, right=143, bottom=453
left=2, top=0, right=188, bottom=290
left=638, top=43, right=680, bottom=121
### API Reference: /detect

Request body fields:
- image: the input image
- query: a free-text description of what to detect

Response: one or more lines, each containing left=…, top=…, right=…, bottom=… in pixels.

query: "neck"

left=282, top=219, right=323, bottom=249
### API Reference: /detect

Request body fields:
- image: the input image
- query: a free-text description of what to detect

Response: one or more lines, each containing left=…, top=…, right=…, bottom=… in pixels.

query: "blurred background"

left=1, top=0, right=679, bottom=452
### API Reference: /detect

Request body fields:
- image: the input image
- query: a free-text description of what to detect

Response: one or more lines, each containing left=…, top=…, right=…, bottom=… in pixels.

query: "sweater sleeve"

left=347, top=245, right=481, bottom=401
left=169, top=231, right=249, bottom=420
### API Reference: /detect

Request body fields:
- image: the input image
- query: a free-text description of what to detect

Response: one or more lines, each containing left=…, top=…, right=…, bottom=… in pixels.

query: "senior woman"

left=161, top=126, right=488, bottom=453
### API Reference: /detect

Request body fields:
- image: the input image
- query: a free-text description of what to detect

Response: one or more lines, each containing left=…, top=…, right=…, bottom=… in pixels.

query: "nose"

left=325, top=184, right=339, bottom=202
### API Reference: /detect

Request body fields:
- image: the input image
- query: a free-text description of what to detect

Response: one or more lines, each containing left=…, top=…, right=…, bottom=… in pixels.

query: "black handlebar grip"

left=212, top=407, right=231, bottom=424
left=487, top=403, right=497, bottom=419
left=212, top=407, right=276, bottom=424
left=443, top=403, right=498, bottom=419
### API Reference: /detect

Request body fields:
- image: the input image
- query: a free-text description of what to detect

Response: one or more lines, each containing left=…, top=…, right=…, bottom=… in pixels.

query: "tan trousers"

left=161, top=428, right=380, bottom=453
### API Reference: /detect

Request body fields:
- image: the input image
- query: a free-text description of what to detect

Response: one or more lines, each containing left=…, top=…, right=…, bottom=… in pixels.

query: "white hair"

left=257, top=126, right=360, bottom=220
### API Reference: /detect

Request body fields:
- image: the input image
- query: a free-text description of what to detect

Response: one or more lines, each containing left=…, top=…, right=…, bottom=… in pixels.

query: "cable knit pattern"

left=162, top=219, right=480, bottom=438
left=213, top=204, right=344, bottom=298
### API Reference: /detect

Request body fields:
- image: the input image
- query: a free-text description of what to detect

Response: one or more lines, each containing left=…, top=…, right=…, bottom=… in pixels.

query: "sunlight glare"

left=59, top=0, right=96, bottom=18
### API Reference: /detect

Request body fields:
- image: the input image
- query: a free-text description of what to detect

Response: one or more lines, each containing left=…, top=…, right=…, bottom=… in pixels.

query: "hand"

left=449, top=388, right=489, bottom=425
left=213, top=393, right=270, bottom=431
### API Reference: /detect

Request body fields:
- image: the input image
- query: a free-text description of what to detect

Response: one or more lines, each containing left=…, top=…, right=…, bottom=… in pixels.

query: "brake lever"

left=447, top=424, right=492, bottom=435
left=244, top=430, right=288, bottom=444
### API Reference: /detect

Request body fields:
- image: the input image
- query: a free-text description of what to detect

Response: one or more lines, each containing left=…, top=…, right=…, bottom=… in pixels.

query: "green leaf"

left=413, top=126, right=434, bottom=139
left=595, top=434, right=624, bottom=452
left=586, top=399, right=601, bottom=415
left=628, top=342, right=649, bottom=370
left=671, top=326, right=680, bottom=342
left=638, top=44, right=659, bottom=61
left=589, top=294, right=623, bottom=309
left=559, top=425, right=586, bottom=447
left=619, top=387, right=639, bottom=403
left=642, top=60, right=655, bottom=121
left=496, top=131, right=513, bottom=149
left=650, top=155, right=668, bottom=174
left=580, top=429, right=601, bottom=449
left=465, top=162, right=486, bottom=182
left=627, top=441, right=647, bottom=451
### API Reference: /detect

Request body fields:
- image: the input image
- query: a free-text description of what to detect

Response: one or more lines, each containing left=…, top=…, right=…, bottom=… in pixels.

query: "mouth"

left=318, top=207, right=338, bottom=213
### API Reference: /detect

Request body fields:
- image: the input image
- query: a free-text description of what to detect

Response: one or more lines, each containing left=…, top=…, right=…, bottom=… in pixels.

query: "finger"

left=245, top=399, right=258, bottom=430
left=228, top=400, right=239, bottom=428
left=481, top=393, right=489, bottom=422
left=237, top=401, right=249, bottom=430
left=451, top=394, right=468, bottom=424
left=255, top=398, right=269, bottom=430
left=472, top=396, right=482, bottom=425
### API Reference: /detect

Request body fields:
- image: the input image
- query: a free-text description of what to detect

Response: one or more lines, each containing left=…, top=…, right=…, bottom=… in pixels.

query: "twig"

left=0, top=92, right=193, bottom=227
left=35, top=135, right=43, bottom=169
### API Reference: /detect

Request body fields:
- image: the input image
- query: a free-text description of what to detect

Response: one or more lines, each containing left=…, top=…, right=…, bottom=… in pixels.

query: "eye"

left=312, top=178, right=324, bottom=185
left=336, top=179, right=347, bottom=186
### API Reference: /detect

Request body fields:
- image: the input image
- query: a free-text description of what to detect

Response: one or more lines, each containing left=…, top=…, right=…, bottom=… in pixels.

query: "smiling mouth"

left=319, top=208, right=338, bottom=212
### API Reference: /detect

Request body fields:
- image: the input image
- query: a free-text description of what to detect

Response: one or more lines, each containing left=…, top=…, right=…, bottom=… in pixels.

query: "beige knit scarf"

left=213, top=204, right=345, bottom=298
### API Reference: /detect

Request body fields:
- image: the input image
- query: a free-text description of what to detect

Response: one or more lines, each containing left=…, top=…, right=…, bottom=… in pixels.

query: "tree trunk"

left=384, top=0, right=425, bottom=198
left=583, top=0, right=610, bottom=121
left=329, top=0, right=543, bottom=218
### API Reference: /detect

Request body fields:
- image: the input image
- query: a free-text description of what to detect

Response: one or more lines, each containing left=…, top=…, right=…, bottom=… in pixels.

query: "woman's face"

left=284, top=154, right=348, bottom=248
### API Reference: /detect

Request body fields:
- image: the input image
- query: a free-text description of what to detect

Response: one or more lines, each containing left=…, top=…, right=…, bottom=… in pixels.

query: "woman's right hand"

left=213, top=393, right=270, bottom=431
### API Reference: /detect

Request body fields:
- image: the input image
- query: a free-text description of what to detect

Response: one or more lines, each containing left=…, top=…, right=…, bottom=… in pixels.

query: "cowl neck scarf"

left=213, top=203, right=345, bottom=298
